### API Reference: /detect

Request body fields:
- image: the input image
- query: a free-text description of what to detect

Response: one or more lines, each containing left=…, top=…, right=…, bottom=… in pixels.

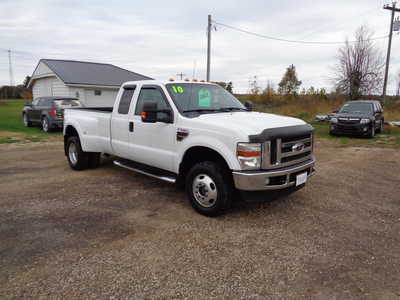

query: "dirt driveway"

left=1, top=140, right=399, bottom=299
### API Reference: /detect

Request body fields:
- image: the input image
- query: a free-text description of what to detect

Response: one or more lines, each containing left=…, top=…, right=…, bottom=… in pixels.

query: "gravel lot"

left=1, top=140, right=399, bottom=299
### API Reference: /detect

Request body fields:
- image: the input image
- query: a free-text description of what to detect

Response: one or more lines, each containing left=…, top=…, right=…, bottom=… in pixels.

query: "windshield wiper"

left=182, top=109, right=219, bottom=114
left=217, top=107, right=248, bottom=112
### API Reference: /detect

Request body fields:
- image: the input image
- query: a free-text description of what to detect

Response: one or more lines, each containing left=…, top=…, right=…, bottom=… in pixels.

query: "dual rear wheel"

left=66, top=136, right=100, bottom=170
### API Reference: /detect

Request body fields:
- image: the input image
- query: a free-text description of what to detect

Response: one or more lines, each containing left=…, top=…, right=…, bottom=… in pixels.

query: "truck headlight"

left=237, top=143, right=262, bottom=170
left=360, top=119, right=370, bottom=124
left=330, top=117, right=338, bottom=123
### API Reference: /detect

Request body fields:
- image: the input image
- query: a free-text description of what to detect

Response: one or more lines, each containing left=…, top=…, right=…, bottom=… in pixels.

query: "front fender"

left=176, top=135, right=241, bottom=173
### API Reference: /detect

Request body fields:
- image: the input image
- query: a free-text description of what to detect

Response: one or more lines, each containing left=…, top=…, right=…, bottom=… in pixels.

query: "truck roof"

left=121, top=80, right=216, bottom=87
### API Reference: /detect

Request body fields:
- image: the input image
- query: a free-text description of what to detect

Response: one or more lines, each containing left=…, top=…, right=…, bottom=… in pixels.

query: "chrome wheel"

left=23, top=114, right=28, bottom=126
left=42, top=118, right=49, bottom=132
left=68, top=142, right=78, bottom=165
left=192, top=173, right=218, bottom=208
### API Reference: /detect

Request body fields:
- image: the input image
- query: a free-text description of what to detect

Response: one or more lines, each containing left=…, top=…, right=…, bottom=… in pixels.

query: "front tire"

left=185, top=161, right=233, bottom=217
left=23, top=113, right=32, bottom=127
left=368, top=123, right=375, bottom=138
left=66, top=136, right=89, bottom=170
left=377, top=121, right=384, bottom=133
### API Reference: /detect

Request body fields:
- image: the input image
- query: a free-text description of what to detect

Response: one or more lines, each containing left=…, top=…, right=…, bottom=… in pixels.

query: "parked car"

left=22, top=97, right=81, bottom=132
left=329, top=100, right=384, bottom=138
left=63, top=80, right=316, bottom=216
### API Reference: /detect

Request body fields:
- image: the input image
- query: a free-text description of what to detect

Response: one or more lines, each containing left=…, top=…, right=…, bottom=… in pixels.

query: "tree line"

left=219, top=26, right=400, bottom=102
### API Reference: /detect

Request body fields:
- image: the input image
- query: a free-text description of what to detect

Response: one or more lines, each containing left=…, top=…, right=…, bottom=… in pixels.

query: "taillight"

left=49, top=109, right=57, bottom=116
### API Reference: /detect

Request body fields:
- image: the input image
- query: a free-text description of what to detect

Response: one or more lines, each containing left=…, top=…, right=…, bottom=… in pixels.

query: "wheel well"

left=178, top=146, right=231, bottom=182
left=64, top=125, right=79, bottom=155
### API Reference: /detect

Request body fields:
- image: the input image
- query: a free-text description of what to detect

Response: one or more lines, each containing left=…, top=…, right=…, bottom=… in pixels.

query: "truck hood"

left=194, top=111, right=306, bottom=135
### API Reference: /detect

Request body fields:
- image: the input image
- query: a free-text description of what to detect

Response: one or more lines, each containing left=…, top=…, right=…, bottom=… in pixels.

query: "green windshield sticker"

left=171, top=86, right=184, bottom=93
left=198, top=89, right=211, bottom=107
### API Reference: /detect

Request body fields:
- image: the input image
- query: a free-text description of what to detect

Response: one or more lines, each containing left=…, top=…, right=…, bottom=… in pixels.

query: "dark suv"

left=22, top=97, right=81, bottom=132
left=329, top=100, right=384, bottom=138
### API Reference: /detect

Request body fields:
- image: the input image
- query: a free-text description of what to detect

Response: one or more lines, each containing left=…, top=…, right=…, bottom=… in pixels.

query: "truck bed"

left=64, top=107, right=113, bottom=154
left=72, top=107, right=113, bottom=113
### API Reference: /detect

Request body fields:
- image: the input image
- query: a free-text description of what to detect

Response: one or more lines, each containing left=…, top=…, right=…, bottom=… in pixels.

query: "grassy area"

left=256, top=98, right=400, bottom=147
left=0, top=99, right=61, bottom=144
left=1, top=98, right=399, bottom=147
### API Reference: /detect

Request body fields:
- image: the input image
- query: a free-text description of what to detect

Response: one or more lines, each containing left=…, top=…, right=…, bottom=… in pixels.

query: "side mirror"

left=141, top=102, right=158, bottom=123
left=141, top=102, right=173, bottom=123
left=244, top=101, right=253, bottom=111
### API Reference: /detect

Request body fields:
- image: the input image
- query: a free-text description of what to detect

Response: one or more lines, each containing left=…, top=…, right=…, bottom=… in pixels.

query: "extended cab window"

left=118, top=88, right=135, bottom=114
left=135, top=87, right=170, bottom=118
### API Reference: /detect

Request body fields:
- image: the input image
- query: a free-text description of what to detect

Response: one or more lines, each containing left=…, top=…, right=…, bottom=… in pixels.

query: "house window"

left=94, top=90, right=102, bottom=96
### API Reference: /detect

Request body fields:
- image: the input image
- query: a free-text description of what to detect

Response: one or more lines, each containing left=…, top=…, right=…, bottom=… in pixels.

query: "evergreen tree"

left=278, top=64, right=302, bottom=95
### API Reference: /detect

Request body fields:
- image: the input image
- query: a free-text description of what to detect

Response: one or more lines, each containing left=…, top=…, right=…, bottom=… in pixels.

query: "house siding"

left=51, top=77, right=69, bottom=96
left=84, top=88, right=118, bottom=107
left=32, top=77, right=55, bottom=99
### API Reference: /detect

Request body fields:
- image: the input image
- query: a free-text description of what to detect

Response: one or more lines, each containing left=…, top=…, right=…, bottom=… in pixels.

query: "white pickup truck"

left=64, top=80, right=315, bottom=216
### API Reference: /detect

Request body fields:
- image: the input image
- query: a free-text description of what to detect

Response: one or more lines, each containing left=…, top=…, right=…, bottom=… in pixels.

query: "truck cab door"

left=110, top=85, right=136, bottom=158
left=129, top=85, right=176, bottom=172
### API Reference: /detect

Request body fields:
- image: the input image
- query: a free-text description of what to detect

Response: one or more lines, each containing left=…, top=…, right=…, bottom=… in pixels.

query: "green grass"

left=0, top=99, right=60, bottom=143
left=311, top=122, right=400, bottom=147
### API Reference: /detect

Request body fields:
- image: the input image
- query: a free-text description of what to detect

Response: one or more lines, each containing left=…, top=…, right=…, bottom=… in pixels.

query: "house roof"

left=30, top=59, right=153, bottom=87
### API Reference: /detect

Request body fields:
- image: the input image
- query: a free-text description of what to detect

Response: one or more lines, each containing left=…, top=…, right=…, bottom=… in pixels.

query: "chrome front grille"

left=338, top=118, right=360, bottom=124
left=262, top=134, right=313, bottom=169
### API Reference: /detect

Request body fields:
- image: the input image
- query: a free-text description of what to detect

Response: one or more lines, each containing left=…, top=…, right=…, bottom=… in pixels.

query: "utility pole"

left=8, top=50, right=14, bottom=86
left=176, top=72, right=186, bottom=80
left=383, top=2, right=400, bottom=97
left=206, top=14, right=212, bottom=81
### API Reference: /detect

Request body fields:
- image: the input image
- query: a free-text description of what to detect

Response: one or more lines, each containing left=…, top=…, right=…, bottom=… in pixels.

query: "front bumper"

left=232, top=158, right=316, bottom=191
left=330, top=123, right=371, bottom=135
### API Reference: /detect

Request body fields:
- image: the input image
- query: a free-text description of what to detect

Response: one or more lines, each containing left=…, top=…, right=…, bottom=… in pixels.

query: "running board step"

left=113, top=160, right=176, bottom=183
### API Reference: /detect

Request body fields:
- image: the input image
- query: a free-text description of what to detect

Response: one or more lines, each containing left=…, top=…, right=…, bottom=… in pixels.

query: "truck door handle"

left=129, top=122, right=134, bottom=132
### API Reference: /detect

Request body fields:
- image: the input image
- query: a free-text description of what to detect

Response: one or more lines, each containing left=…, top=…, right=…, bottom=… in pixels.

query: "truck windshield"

left=54, top=99, right=81, bottom=108
left=166, top=83, right=246, bottom=115
left=339, top=103, right=373, bottom=114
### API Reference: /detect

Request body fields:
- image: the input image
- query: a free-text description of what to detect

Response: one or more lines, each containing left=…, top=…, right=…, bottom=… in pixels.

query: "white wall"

left=32, top=76, right=70, bottom=99
left=33, top=61, right=53, bottom=77
left=51, top=77, right=69, bottom=96
left=83, top=88, right=118, bottom=107
left=32, top=77, right=53, bottom=99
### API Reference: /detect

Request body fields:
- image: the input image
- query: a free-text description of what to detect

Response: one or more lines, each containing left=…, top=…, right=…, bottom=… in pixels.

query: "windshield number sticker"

left=198, top=89, right=211, bottom=107
left=171, top=86, right=184, bottom=93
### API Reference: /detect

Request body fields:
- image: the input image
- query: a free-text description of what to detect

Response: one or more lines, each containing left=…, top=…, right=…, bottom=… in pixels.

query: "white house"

left=28, top=59, right=152, bottom=107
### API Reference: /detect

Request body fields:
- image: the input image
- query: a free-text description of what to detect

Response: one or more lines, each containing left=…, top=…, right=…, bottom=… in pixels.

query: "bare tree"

left=333, top=26, right=384, bottom=99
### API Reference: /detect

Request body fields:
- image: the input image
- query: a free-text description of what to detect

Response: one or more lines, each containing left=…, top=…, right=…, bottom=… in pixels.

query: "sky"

left=0, top=0, right=399, bottom=94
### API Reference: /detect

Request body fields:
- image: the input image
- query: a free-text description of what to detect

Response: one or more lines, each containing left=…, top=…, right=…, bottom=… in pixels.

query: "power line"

left=213, top=21, right=389, bottom=45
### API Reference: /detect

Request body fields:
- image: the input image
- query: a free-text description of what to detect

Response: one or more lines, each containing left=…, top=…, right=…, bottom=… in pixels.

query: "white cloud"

left=0, top=0, right=399, bottom=94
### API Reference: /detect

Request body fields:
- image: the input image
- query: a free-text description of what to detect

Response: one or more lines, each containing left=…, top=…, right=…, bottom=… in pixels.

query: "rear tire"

left=66, top=136, right=89, bottom=170
left=185, top=161, right=233, bottom=217
left=42, top=117, right=52, bottom=132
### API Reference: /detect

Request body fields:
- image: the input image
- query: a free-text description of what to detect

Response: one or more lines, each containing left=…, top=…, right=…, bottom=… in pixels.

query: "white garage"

left=28, top=59, right=152, bottom=107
